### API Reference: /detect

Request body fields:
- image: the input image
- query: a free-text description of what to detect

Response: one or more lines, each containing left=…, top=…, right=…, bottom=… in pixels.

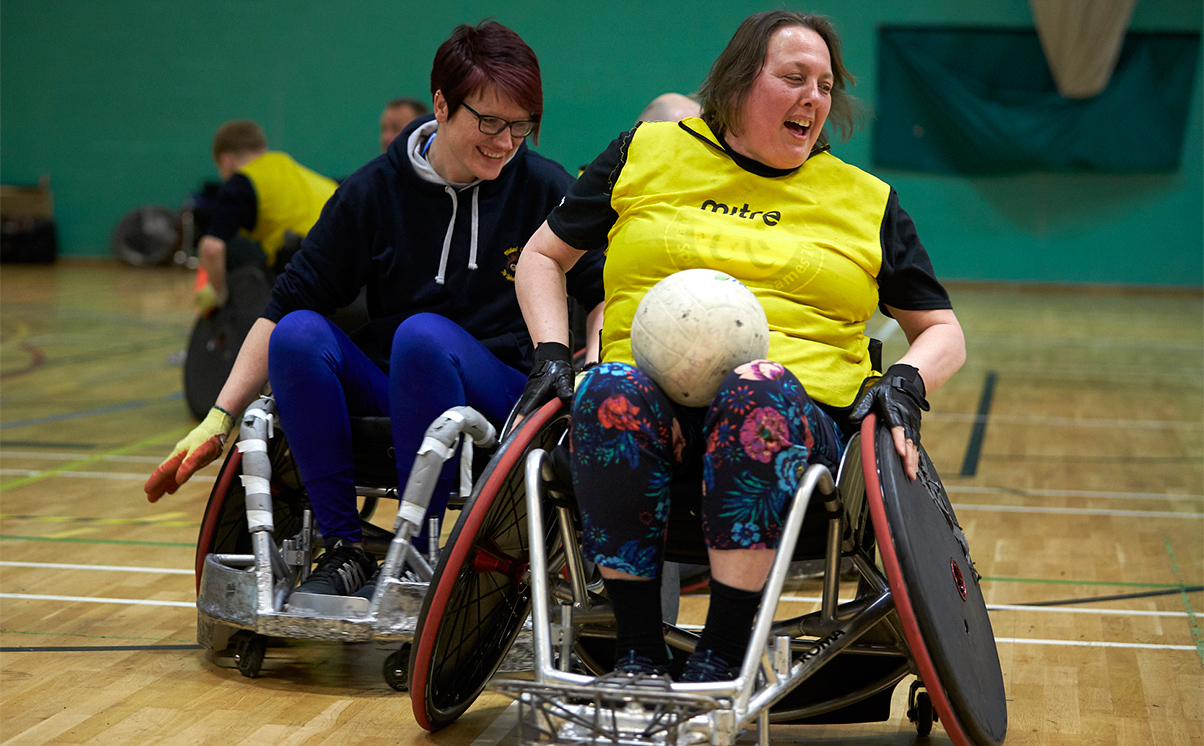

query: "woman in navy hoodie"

left=145, top=21, right=605, bottom=598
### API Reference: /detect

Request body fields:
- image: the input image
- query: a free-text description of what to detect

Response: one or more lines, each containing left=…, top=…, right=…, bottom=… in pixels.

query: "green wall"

left=2, top=0, right=1200, bottom=285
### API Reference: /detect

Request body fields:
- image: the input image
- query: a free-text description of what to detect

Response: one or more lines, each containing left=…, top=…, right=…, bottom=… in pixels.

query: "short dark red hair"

left=430, top=20, right=544, bottom=142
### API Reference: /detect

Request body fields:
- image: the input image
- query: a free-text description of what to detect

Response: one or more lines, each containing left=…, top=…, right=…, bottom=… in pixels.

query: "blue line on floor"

left=0, top=392, right=182, bottom=431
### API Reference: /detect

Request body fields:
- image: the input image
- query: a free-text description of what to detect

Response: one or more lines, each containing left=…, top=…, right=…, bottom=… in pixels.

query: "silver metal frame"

left=196, top=396, right=495, bottom=650
left=491, top=432, right=914, bottom=746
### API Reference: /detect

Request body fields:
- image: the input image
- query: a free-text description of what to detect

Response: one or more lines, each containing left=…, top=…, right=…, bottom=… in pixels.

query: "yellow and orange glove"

left=144, top=406, right=235, bottom=502
left=192, top=268, right=226, bottom=316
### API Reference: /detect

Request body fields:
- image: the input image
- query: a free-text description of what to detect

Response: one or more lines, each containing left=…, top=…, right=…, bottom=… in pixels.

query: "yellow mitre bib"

left=601, top=118, right=891, bottom=407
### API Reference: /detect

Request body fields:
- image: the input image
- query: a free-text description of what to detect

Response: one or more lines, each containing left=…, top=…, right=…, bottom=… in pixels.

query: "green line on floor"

left=0, top=534, right=192, bottom=548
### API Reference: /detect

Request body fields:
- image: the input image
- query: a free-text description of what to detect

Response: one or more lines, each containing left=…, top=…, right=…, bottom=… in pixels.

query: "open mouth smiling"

left=784, top=119, right=812, bottom=137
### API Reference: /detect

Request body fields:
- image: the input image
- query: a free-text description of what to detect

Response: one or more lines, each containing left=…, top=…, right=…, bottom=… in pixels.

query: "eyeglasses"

left=461, top=102, right=537, bottom=138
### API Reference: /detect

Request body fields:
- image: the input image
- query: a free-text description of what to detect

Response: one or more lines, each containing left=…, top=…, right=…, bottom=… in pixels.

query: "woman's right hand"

left=144, top=406, right=235, bottom=502
left=850, top=364, right=929, bottom=480
left=513, top=342, right=575, bottom=420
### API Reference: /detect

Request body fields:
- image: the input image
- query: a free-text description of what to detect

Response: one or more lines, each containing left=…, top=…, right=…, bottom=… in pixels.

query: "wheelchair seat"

left=348, top=415, right=398, bottom=488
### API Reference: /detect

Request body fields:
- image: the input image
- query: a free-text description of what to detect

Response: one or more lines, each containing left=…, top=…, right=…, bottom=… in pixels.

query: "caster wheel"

left=232, top=631, right=266, bottom=678
left=384, top=644, right=411, bottom=691
left=907, top=681, right=937, bottom=737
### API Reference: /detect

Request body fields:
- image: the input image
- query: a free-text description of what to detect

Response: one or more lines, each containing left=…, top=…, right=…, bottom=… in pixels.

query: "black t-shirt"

left=205, top=174, right=257, bottom=242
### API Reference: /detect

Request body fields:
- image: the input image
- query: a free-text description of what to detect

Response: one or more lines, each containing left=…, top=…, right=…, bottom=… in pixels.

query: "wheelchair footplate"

left=197, top=559, right=428, bottom=642
left=863, top=414, right=1008, bottom=746
left=492, top=674, right=726, bottom=746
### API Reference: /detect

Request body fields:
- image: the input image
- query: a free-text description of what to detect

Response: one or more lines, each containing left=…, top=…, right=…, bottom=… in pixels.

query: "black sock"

left=605, top=576, right=668, bottom=664
left=695, top=578, right=763, bottom=665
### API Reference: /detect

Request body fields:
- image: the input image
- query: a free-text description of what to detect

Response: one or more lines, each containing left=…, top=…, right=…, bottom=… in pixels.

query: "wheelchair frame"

left=194, top=395, right=499, bottom=685
left=471, top=405, right=1006, bottom=746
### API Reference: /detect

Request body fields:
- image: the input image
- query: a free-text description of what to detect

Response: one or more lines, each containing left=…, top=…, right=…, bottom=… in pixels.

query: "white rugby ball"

left=630, top=269, right=770, bottom=406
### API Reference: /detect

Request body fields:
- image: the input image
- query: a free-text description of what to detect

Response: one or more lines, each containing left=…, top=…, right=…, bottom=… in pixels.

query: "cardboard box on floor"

left=1, top=177, right=58, bottom=263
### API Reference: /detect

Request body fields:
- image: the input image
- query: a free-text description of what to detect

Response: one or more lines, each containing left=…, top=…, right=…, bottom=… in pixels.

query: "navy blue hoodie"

left=262, top=114, right=604, bottom=373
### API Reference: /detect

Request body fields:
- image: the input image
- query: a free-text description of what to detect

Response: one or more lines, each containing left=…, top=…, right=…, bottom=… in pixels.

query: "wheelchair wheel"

left=862, top=414, right=1007, bottom=746
left=183, top=265, right=273, bottom=421
left=194, top=428, right=307, bottom=593
left=409, top=400, right=569, bottom=731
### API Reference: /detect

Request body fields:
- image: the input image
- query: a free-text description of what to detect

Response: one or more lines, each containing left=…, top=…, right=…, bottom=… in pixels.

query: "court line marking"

left=985, top=603, right=1190, bottom=618
left=929, top=412, right=1204, bottom=430
left=0, top=513, right=198, bottom=527
left=0, top=534, right=194, bottom=547
left=993, top=637, right=1196, bottom=651
left=951, top=503, right=1202, bottom=519
left=1, top=628, right=194, bottom=643
left=960, top=370, right=996, bottom=477
left=946, top=485, right=1204, bottom=503
left=1, top=341, right=45, bottom=380
left=0, top=561, right=192, bottom=575
left=776, top=595, right=1192, bottom=618
left=965, top=333, right=1200, bottom=352
left=980, top=576, right=1186, bottom=589
left=3, top=595, right=1195, bottom=652
left=0, top=451, right=164, bottom=463
left=676, top=622, right=1193, bottom=651
left=0, top=392, right=183, bottom=431
left=949, top=369, right=1200, bottom=389
left=471, top=701, right=520, bottom=746
left=0, top=644, right=200, bottom=652
left=0, top=593, right=194, bottom=608
left=0, top=425, right=192, bottom=490
left=1163, top=534, right=1204, bottom=665
left=0, top=469, right=215, bottom=483
left=2, top=565, right=1191, bottom=617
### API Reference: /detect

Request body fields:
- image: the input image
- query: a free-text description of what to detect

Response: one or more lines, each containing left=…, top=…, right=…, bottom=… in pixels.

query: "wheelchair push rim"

left=862, top=414, right=1008, bottom=746
left=409, top=399, right=569, bottom=731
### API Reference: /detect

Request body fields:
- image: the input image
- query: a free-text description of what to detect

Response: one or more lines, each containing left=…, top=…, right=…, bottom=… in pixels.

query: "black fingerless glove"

left=849, top=363, right=930, bottom=443
left=514, top=342, right=575, bottom=419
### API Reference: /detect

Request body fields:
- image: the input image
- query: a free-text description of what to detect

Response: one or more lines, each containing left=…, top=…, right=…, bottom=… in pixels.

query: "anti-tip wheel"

left=908, top=681, right=937, bottom=737
left=232, top=631, right=266, bottom=678
left=384, top=644, right=411, bottom=691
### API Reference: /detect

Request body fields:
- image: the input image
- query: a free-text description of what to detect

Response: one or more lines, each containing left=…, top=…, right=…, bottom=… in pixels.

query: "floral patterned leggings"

left=571, top=360, right=846, bottom=578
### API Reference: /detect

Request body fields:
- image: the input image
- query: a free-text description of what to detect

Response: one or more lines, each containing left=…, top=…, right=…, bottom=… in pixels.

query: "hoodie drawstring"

left=435, top=186, right=457, bottom=285
left=468, top=186, right=479, bottom=272
left=435, top=184, right=480, bottom=285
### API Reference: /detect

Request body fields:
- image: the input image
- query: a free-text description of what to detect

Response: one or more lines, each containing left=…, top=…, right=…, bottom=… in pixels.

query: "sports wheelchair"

left=194, top=394, right=514, bottom=688
left=406, top=398, right=1008, bottom=745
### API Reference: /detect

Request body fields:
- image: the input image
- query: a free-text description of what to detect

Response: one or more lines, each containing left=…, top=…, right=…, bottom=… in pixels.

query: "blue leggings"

left=268, top=311, right=527, bottom=544
left=571, top=361, right=846, bottom=578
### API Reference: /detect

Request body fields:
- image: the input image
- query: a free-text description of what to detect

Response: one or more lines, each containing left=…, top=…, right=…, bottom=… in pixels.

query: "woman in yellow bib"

left=513, top=10, right=966, bottom=682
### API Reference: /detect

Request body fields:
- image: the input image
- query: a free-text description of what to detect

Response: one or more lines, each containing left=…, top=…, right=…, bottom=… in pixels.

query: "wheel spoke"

left=419, top=413, right=569, bottom=723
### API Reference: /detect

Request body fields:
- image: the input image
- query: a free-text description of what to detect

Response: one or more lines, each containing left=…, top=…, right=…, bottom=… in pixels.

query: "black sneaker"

left=610, top=650, right=671, bottom=677
left=293, top=539, right=375, bottom=596
left=351, top=564, right=381, bottom=600
left=679, top=650, right=738, bottom=683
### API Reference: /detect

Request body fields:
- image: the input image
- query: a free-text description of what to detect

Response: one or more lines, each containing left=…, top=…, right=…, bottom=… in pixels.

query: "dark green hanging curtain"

left=873, top=27, right=1201, bottom=174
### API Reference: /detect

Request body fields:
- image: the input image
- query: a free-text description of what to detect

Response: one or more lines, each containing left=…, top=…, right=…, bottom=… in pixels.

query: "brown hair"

left=430, top=20, right=544, bottom=143
left=698, top=11, right=862, bottom=148
left=211, top=120, right=268, bottom=162
left=386, top=97, right=429, bottom=116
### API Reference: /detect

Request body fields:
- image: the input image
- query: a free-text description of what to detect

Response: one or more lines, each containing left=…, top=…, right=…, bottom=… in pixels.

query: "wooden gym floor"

left=1, top=260, right=1201, bottom=745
